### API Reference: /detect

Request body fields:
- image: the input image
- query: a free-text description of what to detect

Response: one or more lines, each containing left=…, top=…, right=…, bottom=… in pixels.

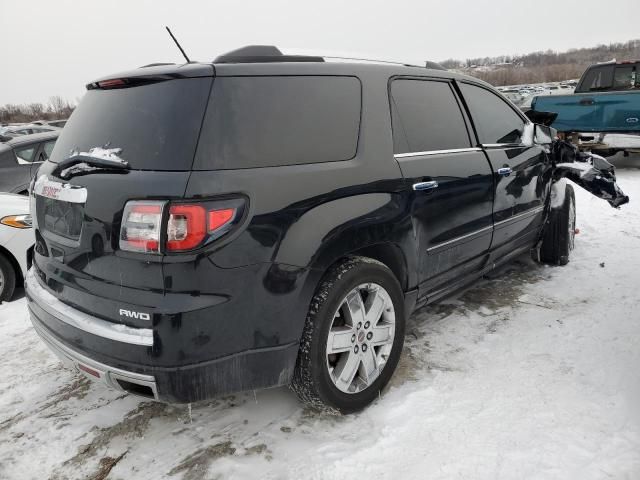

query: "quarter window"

left=390, top=79, right=471, bottom=154
left=14, top=145, right=36, bottom=163
left=460, top=83, right=525, bottom=145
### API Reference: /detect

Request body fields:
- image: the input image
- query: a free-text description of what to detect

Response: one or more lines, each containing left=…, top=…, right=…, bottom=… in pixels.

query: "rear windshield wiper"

left=53, top=147, right=130, bottom=180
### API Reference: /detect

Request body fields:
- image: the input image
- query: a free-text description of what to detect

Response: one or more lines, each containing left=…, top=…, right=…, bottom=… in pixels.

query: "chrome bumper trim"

left=576, top=132, right=640, bottom=150
left=25, top=268, right=153, bottom=346
left=30, top=315, right=158, bottom=399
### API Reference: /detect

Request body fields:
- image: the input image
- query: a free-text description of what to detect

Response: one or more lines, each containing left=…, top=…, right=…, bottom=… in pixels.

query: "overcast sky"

left=2, top=0, right=639, bottom=105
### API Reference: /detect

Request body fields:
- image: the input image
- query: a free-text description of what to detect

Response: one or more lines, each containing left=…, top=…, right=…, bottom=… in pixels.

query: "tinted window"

left=460, top=83, right=525, bottom=145
left=14, top=145, right=36, bottom=162
left=194, top=76, right=361, bottom=169
left=577, top=66, right=614, bottom=92
left=390, top=79, right=470, bottom=154
left=43, top=140, right=56, bottom=159
left=50, top=78, right=212, bottom=170
left=613, top=66, right=635, bottom=89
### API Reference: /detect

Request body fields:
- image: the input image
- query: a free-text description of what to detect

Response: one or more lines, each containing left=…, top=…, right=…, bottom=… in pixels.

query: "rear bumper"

left=30, top=315, right=160, bottom=400
left=573, top=132, right=640, bottom=151
left=26, top=267, right=302, bottom=403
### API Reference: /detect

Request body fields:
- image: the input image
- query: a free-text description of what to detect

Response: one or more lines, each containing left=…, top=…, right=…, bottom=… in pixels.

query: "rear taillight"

left=120, top=201, right=165, bottom=253
left=120, top=199, right=243, bottom=254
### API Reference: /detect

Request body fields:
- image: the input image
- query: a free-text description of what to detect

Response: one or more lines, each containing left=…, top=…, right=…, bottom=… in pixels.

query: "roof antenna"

left=165, top=26, right=191, bottom=63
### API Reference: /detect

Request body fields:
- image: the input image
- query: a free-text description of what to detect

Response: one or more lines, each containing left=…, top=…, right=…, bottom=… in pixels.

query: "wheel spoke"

left=370, top=324, right=394, bottom=346
left=333, top=351, right=360, bottom=392
left=327, top=326, right=355, bottom=354
left=365, top=288, right=387, bottom=326
left=359, top=348, right=379, bottom=385
left=343, top=289, right=366, bottom=325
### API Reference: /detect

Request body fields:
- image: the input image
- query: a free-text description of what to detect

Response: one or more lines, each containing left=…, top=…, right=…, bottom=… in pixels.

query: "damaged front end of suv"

left=527, top=110, right=630, bottom=208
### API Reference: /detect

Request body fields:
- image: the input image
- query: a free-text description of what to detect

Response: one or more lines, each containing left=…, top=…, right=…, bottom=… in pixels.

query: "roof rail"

left=213, top=45, right=447, bottom=70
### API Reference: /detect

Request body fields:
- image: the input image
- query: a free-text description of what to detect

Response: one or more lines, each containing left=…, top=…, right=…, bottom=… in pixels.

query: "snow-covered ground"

left=1, top=167, right=640, bottom=480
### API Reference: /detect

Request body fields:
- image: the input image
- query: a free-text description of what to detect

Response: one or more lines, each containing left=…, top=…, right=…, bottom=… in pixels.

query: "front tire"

left=540, top=182, right=576, bottom=266
left=291, top=256, right=405, bottom=414
left=0, top=253, right=17, bottom=302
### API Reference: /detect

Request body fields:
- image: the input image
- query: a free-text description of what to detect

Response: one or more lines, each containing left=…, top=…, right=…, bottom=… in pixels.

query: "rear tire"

left=291, top=256, right=405, bottom=414
left=540, top=183, right=576, bottom=266
left=0, top=253, right=17, bottom=302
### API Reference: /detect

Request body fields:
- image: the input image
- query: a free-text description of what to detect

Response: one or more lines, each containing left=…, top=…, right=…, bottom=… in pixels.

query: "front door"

left=458, top=82, right=551, bottom=261
left=390, top=78, right=494, bottom=298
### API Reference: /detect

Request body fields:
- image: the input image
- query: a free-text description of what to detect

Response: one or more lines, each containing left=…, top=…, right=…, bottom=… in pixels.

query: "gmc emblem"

left=119, top=309, right=151, bottom=321
left=41, top=185, right=61, bottom=199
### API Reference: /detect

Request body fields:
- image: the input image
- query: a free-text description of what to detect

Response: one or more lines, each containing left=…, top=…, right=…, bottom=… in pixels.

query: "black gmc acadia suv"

left=26, top=46, right=584, bottom=413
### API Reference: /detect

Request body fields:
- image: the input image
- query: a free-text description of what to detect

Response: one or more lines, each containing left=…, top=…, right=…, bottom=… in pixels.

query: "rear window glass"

left=49, top=77, right=212, bottom=170
left=194, top=76, right=361, bottom=170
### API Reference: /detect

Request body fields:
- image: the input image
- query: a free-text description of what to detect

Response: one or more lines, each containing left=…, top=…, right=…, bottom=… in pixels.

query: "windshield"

left=49, top=77, right=213, bottom=170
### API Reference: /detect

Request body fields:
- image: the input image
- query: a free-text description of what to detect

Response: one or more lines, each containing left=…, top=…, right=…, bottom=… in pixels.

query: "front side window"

left=577, top=66, right=614, bottom=92
left=460, top=83, right=525, bottom=145
left=194, top=76, right=362, bottom=169
left=390, top=79, right=471, bottom=154
left=14, top=145, right=36, bottom=163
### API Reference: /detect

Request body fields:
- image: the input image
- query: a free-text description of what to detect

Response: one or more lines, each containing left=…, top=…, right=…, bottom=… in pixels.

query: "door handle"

left=497, top=167, right=512, bottom=176
left=579, top=98, right=595, bottom=106
left=413, top=180, right=439, bottom=191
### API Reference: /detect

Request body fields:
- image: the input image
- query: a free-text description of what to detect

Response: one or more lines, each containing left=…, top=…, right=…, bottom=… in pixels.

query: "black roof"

left=87, top=45, right=488, bottom=89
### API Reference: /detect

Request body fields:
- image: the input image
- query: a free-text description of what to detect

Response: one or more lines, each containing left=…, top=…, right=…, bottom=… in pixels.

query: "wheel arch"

left=0, top=244, right=23, bottom=286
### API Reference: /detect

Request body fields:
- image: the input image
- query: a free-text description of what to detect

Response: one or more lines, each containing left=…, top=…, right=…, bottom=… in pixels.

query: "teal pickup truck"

left=531, top=61, right=640, bottom=156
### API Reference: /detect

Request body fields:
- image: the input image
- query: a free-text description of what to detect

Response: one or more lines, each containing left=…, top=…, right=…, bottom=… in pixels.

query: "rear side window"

left=194, top=76, right=361, bottom=169
left=390, top=79, right=471, bottom=154
left=460, top=83, right=525, bottom=145
left=50, top=77, right=213, bottom=170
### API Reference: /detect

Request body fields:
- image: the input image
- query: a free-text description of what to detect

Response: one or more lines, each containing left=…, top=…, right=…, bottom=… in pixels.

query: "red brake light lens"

left=120, top=199, right=243, bottom=254
left=208, top=209, right=235, bottom=231
left=167, top=205, right=237, bottom=252
left=120, top=201, right=164, bottom=253
left=167, top=205, right=207, bottom=251
left=98, top=78, right=127, bottom=89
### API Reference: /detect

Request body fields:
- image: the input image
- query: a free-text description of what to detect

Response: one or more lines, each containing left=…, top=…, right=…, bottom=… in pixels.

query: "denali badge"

left=119, top=309, right=151, bottom=321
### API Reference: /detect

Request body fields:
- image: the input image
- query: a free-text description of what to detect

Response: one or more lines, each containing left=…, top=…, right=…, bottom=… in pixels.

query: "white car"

left=0, top=193, right=34, bottom=301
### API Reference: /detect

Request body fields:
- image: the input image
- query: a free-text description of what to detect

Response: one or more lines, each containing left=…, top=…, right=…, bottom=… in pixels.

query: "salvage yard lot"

left=1, top=166, right=640, bottom=480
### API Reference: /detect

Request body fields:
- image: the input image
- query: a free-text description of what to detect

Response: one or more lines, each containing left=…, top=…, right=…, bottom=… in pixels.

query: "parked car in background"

left=532, top=61, right=640, bottom=156
left=0, top=124, right=59, bottom=140
left=0, top=193, right=33, bottom=301
left=32, top=119, right=68, bottom=128
left=0, top=131, right=59, bottom=194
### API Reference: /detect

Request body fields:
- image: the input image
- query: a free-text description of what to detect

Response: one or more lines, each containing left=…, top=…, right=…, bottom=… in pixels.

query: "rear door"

left=459, top=82, right=550, bottom=261
left=390, top=78, right=494, bottom=297
left=32, top=73, right=213, bottom=324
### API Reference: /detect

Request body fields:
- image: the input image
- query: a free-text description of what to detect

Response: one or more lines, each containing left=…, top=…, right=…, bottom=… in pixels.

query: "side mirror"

left=534, top=124, right=557, bottom=146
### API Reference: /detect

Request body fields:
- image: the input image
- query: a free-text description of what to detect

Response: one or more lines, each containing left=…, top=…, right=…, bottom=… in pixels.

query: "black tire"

left=540, top=183, right=576, bottom=266
left=291, top=256, right=405, bottom=414
left=0, top=253, right=17, bottom=302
